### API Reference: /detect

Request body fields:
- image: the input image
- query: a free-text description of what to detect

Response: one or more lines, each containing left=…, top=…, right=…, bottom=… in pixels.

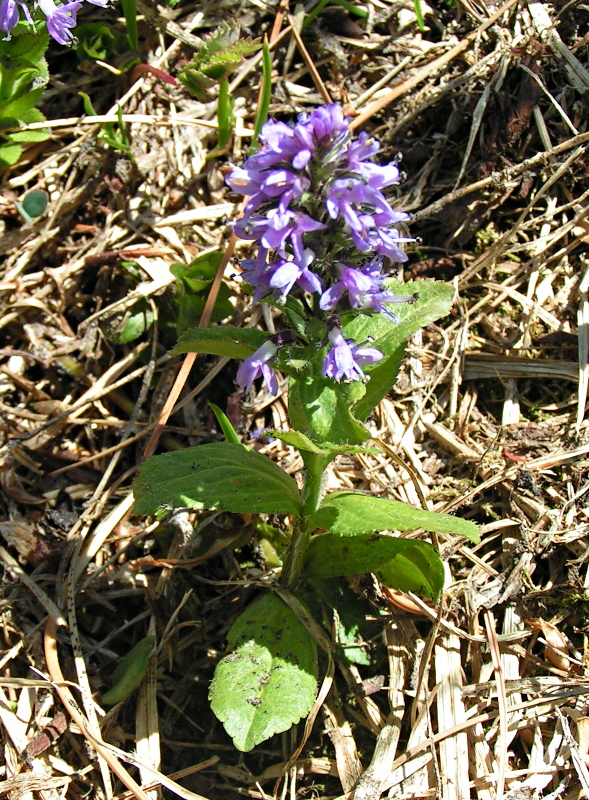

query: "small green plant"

left=177, top=20, right=260, bottom=153
left=171, top=251, right=234, bottom=334
left=0, top=25, right=50, bottom=168
left=133, top=105, right=480, bottom=752
left=79, top=93, right=132, bottom=158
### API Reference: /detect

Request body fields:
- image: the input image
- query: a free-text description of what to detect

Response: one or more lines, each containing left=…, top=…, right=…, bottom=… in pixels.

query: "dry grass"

left=1, top=0, right=589, bottom=797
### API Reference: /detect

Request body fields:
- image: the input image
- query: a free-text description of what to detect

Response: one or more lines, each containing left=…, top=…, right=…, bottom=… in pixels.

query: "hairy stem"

left=281, top=467, right=324, bottom=586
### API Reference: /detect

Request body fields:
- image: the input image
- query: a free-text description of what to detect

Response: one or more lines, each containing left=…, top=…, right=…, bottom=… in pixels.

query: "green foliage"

left=308, top=491, right=480, bottom=542
left=177, top=21, right=260, bottom=100
left=209, top=593, right=317, bottom=751
left=21, top=189, right=47, bottom=218
left=0, top=25, right=50, bottom=168
left=120, top=0, right=138, bottom=50
left=171, top=252, right=234, bottom=331
left=209, top=402, right=240, bottom=445
left=251, top=36, right=272, bottom=148
left=133, top=442, right=302, bottom=517
left=215, top=79, right=234, bottom=152
left=265, top=429, right=379, bottom=459
left=344, top=279, right=454, bottom=421
left=74, top=23, right=128, bottom=61
left=80, top=94, right=133, bottom=157
left=309, top=578, right=376, bottom=665
left=101, top=636, right=156, bottom=705
left=173, top=325, right=267, bottom=360
left=414, top=0, right=425, bottom=31
left=108, top=298, right=154, bottom=344
left=305, top=533, right=445, bottom=600
left=288, top=375, right=370, bottom=447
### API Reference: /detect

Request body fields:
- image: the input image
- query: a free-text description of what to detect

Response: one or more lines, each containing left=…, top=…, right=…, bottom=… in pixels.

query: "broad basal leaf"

left=172, top=326, right=267, bottom=360
left=309, top=491, right=480, bottom=543
left=134, top=442, right=301, bottom=516
left=305, top=532, right=444, bottom=599
left=210, top=593, right=317, bottom=751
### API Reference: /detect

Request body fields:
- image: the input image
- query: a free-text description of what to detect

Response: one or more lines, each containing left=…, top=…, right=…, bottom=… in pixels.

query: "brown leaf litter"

left=1, top=0, right=589, bottom=798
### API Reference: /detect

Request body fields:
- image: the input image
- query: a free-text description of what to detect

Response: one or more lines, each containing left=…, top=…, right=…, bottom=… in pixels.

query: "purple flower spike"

left=236, top=340, right=280, bottom=396
left=322, top=323, right=383, bottom=383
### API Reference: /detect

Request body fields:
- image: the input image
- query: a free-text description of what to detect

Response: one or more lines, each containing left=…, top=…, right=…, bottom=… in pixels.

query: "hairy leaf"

left=177, top=21, right=260, bottom=99
left=309, top=491, right=480, bottom=542
left=305, top=533, right=444, bottom=599
left=267, top=429, right=379, bottom=459
left=172, top=326, right=268, bottom=360
left=346, top=280, right=454, bottom=421
left=210, top=593, right=317, bottom=751
left=288, top=375, right=370, bottom=447
left=134, top=442, right=301, bottom=516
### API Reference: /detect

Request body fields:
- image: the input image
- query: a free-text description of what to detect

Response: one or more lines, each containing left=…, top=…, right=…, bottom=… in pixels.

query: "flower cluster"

left=1, top=0, right=108, bottom=44
left=228, top=104, right=416, bottom=394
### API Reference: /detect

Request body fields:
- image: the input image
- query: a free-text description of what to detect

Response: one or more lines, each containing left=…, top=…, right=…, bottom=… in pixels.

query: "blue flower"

left=236, top=340, right=280, bottom=396
left=322, top=323, right=383, bottom=383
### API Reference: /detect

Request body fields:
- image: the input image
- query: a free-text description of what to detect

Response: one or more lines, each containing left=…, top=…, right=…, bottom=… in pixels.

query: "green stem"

left=281, top=467, right=324, bottom=586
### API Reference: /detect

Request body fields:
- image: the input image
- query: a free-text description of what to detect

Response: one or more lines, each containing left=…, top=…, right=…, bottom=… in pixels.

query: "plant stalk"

left=281, top=467, right=324, bottom=586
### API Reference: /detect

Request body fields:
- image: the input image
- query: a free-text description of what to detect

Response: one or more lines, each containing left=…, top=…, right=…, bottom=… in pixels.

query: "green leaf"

left=305, top=533, right=444, bottom=599
left=177, top=21, right=260, bottom=100
left=267, top=429, right=379, bottom=459
left=251, top=36, right=271, bottom=148
left=172, top=250, right=223, bottom=290
left=101, top=636, right=156, bottom=705
left=172, top=326, right=268, bottom=359
left=120, top=0, right=138, bottom=50
left=74, top=23, right=117, bottom=60
left=209, top=593, right=317, bottom=751
left=0, top=141, right=21, bottom=167
left=346, top=280, right=454, bottom=421
left=216, top=78, right=234, bottom=150
left=308, top=491, right=480, bottom=542
left=0, top=87, right=45, bottom=123
left=133, top=442, right=301, bottom=516
left=108, top=299, right=154, bottom=344
left=312, top=579, right=375, bottom=665
left=176, top=285, right=233, bottom=332
left=21, top=189, right=48, bottom=217
left=351, top=345, right=405, bottom=424
left=209, top=402, right=240, bottom=445
left=288, top=375, right=370, bottom=447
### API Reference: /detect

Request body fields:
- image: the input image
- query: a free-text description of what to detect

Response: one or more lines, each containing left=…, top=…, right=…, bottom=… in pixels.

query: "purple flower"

left=0, top=0, right=20, bottom=33
left=236, top=340, right=279, bottom=396
left=269, top=249, right=322, bottom=299
left=1, top=0, right=109, bottom=42
left=236, top=209, right=325, bottom=265
left=320, top=260, right=416, bottom=321
left=322, top=323, right=383, bottom=383
left=0, top=0, right=31, bottom=35
left=39, top=0, right=82, bottom=45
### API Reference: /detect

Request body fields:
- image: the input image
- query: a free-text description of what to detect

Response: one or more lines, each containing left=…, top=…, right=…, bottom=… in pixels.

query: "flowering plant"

left=134, top=104, right=479, bottom=752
